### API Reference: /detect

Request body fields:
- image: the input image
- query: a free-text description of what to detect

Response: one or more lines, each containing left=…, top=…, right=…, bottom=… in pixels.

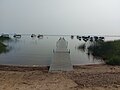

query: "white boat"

left=13, top=34, right=21, bottom=38
left=37, top=34, right=43, bottom=38
left=31, top=34, right=36, bottom=38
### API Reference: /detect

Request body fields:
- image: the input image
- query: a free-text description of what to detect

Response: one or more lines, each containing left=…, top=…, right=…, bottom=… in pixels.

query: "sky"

left=0, top=0, right=120, bottom=35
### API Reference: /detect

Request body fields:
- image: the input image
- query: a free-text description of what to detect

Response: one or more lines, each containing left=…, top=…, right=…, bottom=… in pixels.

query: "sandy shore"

left=0, top=64, right=120, bottom=90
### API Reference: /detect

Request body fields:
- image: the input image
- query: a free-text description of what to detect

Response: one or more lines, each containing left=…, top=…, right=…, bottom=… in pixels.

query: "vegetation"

left=0, top=36, right=11, bottom=42
left=0, top=36, right=11, bottom=54
left=0, top=42, right=8, bottom=54
left=88, top=40, right=120, bottom=65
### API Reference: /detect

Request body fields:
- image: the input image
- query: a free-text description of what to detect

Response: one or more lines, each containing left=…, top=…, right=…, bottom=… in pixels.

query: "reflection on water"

left=0, top=37, right=11, bottom=54
left=0, top=48, right=10, bottom=54
left=0, top=35, right=118, bottom=66
left=0, top=42, right=10, bottom=54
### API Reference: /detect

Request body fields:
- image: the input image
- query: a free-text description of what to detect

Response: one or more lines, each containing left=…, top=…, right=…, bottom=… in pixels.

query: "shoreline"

left=0, top=64, right=105, bottom=71
left=0, top=64, right=120, bottom=90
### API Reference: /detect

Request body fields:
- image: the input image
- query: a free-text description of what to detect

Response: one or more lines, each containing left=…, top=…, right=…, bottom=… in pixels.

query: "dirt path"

left=0, top=64, right=120, bottom=90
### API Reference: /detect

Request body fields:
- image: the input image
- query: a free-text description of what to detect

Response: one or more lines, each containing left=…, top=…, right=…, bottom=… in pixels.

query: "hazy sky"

left=0, top=0, right=120, bottom=35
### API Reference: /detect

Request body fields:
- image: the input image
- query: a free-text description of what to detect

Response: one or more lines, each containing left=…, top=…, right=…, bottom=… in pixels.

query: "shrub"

left=0, top=42, right=7, bottom=53
left=0, top=36, right=11, bottom=42
left=106, top=56, right=120, bottom=65
left=88, top=40, right=120, bottom=65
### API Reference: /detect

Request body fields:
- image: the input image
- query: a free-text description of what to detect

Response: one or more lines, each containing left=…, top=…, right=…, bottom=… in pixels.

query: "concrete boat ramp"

left=49, top=37, right=73, bottom=72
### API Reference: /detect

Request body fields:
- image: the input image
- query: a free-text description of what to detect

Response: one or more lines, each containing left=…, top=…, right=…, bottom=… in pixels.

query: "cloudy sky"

left=0, top=0, right=120, bottom=35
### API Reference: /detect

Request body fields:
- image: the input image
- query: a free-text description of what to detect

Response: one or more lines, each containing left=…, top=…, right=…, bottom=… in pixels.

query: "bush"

left=106, top=56, right=120, bottom=65
left=0, top=36, right=11, bottom=42
left=88, top=40, right=120, bottom=65
left=0, top=42, right=8, bottom=53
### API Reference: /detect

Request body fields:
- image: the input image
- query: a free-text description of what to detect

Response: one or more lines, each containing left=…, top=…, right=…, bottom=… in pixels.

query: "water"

left=1, top=35, right=119, bottom=66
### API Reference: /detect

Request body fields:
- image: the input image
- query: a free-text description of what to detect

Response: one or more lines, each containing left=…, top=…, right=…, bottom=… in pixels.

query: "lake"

left=1, top=35, right=119, bottom=66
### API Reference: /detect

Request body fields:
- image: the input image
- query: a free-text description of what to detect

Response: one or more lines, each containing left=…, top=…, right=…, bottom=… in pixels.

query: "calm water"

left=0, top=35, right=119, bottom=66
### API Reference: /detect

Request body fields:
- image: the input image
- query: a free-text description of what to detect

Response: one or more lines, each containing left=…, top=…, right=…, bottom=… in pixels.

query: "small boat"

left=82, top=36, right=89, bottom=42
left=82, top=36, right=90, bottom=39
left=71, top=35, right=74, bottom=39
left=76, top=36, right=81, bottom=39
left=94, top=36, right=98, bottom=41
left=98, top=36, right=105, bottom=41
left=37, top=34, right=43, bottom=38
left=31, top=34, right=36, bottom=38
left=99, top=37, right=105, bottom=40
left=89, top=37, right=93, bottom=42
left=83, top=38, right=89, bottom=42
left=78, top=38, right=81, bottom=41
left=13, top=34, right=21, bottom=38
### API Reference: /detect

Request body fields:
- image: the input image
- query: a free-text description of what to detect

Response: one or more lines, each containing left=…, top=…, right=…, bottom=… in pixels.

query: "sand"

left=0, top=64, right=120, bottom=90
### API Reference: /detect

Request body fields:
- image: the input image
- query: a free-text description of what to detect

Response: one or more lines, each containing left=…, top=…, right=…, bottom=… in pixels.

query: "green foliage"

left=106, top=55, right=120, bottom=65
left=0, top=36, right=11, bottom=54
left=0, top=42, right=8, bottom=53
left=0, top=36, right=11, bottom=42
left=88, top=40, right=120, bottom=65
